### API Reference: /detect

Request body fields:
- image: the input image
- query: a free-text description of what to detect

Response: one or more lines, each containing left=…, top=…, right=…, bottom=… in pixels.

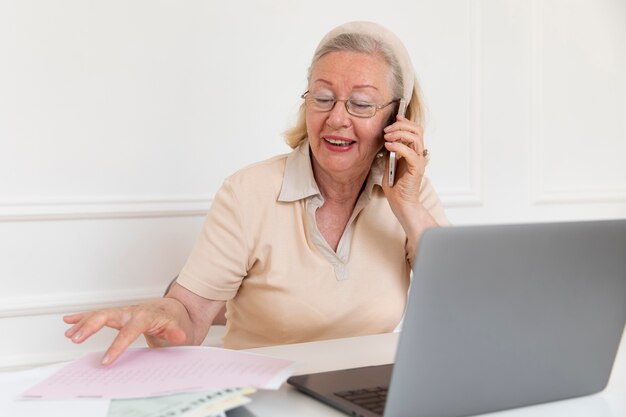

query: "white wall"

left=1, top=0, right=625, bottom=370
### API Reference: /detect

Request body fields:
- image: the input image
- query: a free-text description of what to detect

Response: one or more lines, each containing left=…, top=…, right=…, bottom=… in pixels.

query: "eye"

left=349, top=100, right=375, bottom=110
left=313, top=97, right=335, bottom=105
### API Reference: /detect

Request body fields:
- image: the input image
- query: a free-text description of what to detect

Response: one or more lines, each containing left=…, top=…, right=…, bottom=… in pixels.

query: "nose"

left=325, top=101, right=352, bottom=130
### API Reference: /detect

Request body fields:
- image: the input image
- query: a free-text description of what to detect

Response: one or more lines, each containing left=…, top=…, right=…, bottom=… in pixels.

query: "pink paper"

left=19, top=346, right=294, bottom=400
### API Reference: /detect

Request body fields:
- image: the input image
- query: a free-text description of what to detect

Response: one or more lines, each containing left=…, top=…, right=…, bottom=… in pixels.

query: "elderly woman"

left=64, top=21, right=448, bottom=365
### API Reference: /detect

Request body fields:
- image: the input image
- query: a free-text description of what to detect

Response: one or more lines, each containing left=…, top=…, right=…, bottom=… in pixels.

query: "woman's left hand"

left=382, top=115, right=428, bottom=210
left=381, top=115, right=437, bottom=252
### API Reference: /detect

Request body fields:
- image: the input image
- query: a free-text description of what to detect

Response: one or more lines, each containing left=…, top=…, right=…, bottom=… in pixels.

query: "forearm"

left=156, top=282, right=226, bottom=346
left=398, top=203, right=439, bottom=263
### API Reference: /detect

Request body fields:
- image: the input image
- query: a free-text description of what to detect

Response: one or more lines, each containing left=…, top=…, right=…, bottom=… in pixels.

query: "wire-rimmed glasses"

left=301, top=91, right=400, bottom=118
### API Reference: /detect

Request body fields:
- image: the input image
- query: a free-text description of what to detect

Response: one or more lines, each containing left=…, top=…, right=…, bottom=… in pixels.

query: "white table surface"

left=1, top=332, right=624, bottom=417
left=240, top=332, right=626, bottom=417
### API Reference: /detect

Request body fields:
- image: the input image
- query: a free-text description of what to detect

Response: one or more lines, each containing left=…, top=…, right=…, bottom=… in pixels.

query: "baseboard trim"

left=0, top=197, right=211, bottom=222
left=0, top=288, right=163, bottom=318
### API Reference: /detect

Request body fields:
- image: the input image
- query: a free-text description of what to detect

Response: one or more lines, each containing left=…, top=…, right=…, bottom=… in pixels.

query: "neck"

left=311, top=158, right=370, bottom=205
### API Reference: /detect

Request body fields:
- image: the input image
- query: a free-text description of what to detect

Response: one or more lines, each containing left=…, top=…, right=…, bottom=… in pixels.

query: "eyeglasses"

left=301, top=91, right=400, bottom=118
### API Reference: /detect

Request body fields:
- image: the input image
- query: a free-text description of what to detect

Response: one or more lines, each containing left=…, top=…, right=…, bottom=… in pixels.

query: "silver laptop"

left=288, top=219, right=626, bottom=417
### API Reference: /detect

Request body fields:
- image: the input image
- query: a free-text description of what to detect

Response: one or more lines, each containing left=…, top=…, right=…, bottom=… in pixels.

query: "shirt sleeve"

left=419, top=176, right=450, bottom=227
left=176, top=177, right=248, bottom=300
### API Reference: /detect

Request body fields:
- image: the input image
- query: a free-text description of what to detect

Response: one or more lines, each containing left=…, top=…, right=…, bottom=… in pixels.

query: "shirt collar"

left=278, top=139, right=385, bottom=202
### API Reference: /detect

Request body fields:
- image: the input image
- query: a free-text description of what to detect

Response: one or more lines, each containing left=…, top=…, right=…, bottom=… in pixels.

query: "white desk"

left=1, top=332, right=624, bottom=416
left=241, top=333, right=626, bottom=417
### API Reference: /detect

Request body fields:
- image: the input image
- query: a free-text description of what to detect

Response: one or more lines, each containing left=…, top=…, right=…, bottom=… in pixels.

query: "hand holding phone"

left=388, top=99, right=407, bottom=187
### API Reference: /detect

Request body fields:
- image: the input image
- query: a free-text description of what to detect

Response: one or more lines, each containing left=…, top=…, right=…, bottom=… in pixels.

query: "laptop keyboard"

left=334, top=386, right=388, bottom=415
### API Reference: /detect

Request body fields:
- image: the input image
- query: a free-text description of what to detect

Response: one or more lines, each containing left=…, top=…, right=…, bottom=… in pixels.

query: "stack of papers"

left=107, top=387, right=256, bottom=417
left=1, top=346, right=295, bottom=417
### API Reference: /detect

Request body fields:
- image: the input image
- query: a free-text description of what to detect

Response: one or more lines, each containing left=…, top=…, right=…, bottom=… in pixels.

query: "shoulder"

left=222, top=153, right=289, bottom=199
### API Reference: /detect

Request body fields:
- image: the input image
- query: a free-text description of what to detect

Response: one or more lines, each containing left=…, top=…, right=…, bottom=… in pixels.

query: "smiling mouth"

left=324, top=137, right=355, bottom=147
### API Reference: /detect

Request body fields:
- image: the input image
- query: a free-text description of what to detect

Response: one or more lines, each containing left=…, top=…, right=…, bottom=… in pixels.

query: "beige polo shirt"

left=177, top=140, right=449, bottom=349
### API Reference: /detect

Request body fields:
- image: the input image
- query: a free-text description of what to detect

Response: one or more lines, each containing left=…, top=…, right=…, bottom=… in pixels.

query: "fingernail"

left=101, top=354, right=110, bottom=365
left=72, top=332, right=82, bottom=342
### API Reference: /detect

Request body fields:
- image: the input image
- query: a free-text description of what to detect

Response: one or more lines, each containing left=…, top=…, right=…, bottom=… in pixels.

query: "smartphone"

left=388, top=99, right=407, bottom=187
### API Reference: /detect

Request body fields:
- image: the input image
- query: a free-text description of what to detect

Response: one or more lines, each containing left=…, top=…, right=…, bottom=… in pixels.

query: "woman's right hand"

left=64, top=298, right=189, bottom=365
left=63, top=283, right=225, bottom=366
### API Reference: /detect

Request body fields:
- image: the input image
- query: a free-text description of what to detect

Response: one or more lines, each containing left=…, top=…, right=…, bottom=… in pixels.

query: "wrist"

left=400, top=204, right=438, bottom=263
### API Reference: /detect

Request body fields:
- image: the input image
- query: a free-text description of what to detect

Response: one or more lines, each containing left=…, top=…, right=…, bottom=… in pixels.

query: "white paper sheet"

left=0, top=363, right=109, bottom=417
left=20, top=346, right=294, bottom=400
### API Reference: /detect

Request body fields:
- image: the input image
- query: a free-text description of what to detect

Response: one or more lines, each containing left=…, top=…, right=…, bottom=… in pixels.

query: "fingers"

left=383, top=117, right=428, bottom=185
left=63, top=313, right=83, bottom=324
left=63, top=313, right=86, bottom=340
left=102, top=317, right=187, bottom=366
left=101, top=321, right=145, bottom=366
left=383, top=115, right=424, bottom=156
left=163, top=327, right=187, bottom=345
left=64, top=300, right=191, bottom=366
left=63, top=308, right=130, bottom=344
left=384, top=115, right=422, bottom=136
left=384, top=141, right=423, bottom=174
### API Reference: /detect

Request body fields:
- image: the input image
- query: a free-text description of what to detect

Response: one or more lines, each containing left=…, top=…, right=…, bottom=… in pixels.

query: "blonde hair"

left=284, top=32, right=425, bottom=149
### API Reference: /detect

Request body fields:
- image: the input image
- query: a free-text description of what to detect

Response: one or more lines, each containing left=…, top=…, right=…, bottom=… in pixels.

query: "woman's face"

left=306, top=51, right=395, bottom=183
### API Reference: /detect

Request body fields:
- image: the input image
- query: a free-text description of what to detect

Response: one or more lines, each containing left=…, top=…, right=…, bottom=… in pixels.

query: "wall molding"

left=0, top=288, right=164, bottom=318
left=0, top=196, right=212, bottom=222
left=439, top=189, right=483, bottom=207
left=467, top=0, right=484, bottom=206
left=530, top=187, right=626, bottom=205
left=529, top=0, right=626, bottom=205
left=439, top=0, right=484, bottom=208
left=426, top=0, right=484, bottom=208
